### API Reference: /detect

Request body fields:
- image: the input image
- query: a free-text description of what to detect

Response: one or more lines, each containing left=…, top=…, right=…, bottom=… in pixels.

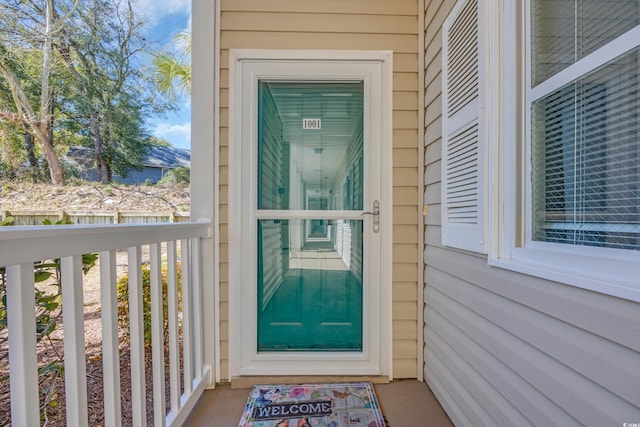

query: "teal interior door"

left=256, top=81, right=365, bottom=351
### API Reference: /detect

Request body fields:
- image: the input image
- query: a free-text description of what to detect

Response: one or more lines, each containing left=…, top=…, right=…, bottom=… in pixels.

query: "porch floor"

left=184, top=379, right=453, bottom=426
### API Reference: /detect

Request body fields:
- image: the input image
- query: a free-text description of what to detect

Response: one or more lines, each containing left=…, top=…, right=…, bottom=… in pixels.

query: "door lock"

left=361, top=200, right=380, bottom=233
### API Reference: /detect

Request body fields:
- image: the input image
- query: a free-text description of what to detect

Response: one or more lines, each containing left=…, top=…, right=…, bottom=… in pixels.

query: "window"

left=443, top=0, right=640, bottom=300
left=529, top=2, right=640, bottom=251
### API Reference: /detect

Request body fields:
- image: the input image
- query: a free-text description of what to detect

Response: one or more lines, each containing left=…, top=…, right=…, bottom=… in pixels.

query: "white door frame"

left=228, top=49, right=393, bottom=378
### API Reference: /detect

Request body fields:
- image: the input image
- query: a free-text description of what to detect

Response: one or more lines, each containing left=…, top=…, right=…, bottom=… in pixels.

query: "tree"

left=149, top=30, right=191, bottom=102
left=0, top=0, right=173, bottom=184
left=0, top=0, right=80, bottom=184
left=57, top=0, right=158, bottom=182
left=0, top=47, right=71, bottom=182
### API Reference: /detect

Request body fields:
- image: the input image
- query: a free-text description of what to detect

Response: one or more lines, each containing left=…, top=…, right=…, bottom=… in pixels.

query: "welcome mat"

left=238, top=382, right=387, bottom=427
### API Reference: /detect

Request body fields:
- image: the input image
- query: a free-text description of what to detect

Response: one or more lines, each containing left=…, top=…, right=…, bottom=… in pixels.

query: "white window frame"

left=487, top=0, right=640, bottom=303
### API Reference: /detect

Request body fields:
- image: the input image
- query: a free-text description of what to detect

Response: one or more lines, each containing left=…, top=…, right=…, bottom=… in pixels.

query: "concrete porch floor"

left=184, top=379, right=453, bottom=426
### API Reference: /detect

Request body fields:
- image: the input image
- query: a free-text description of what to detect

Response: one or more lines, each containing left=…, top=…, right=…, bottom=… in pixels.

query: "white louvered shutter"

left=441, top=0, right=487, bottom=253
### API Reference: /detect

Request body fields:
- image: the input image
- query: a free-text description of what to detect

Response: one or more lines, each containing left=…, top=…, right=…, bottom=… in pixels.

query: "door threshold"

left=230, top=375, right=390, bottom=389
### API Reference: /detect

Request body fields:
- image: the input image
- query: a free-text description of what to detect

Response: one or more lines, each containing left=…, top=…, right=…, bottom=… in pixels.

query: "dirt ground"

left=0, top=180, right=190, bottom=213
left=0, top=181, right=190, bottom=425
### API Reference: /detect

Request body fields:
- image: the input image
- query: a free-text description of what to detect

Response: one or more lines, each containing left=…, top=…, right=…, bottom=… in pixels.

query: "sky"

left=137, top=0, right=192, bottom=150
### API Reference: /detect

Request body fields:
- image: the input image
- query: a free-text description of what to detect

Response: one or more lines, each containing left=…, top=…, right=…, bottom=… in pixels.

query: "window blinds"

left=531, top=0, right=639, bottom=86
left=532, top=46, right=640, bottom=250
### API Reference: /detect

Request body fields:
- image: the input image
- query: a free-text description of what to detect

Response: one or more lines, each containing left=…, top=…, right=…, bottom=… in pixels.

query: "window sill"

left=489, top=246, right=640, bottom=303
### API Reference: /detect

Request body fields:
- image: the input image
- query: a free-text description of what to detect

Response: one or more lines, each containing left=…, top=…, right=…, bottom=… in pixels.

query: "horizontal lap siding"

left=423, top=1, right=640, bottom=425
left=220, top=0, right=420, bottom=380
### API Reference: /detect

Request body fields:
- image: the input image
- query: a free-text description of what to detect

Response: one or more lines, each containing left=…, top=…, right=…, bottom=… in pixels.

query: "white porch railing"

left=0, top=222, right=212, bottom=427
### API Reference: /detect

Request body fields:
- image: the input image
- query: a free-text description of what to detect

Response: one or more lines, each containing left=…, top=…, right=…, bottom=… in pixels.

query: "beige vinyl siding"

left=221, top=0, right=417, bottom=15
left=423, top=1, right=640, bottom=425
left=219, top=0, right=420, bottom=380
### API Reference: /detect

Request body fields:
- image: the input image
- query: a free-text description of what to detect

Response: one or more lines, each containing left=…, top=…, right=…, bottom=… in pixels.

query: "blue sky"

left=137, top=0, right=192, bottom=150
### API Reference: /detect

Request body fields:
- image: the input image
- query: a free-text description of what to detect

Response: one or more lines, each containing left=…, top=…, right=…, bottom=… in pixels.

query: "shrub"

left=158, top=166, right=190, bottom=186
left=116, top=262, right=182, bottom=347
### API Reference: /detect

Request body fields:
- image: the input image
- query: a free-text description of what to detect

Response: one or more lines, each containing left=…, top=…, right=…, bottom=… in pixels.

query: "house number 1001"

left=303, top=118, right=321, bottom=129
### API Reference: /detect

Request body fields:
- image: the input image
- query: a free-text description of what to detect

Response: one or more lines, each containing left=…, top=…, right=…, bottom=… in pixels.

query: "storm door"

left=231, top=52, right=392, bottom=376
left=257, top=81, right=365, bottom=352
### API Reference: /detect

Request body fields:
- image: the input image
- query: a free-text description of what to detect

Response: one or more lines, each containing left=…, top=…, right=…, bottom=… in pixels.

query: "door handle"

left=361, top=200, right=380, bottom=233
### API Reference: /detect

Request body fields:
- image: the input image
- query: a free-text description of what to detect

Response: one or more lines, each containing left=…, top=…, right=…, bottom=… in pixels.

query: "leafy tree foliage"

left=146, top=135, right=173, bottom=147
left=0, top=0, right=80, bottom=184
left=0, top=0, right=176, bottom=184
left=57, top=0, right=163, bottom=182
left=149, top=30, right=191, bottom=102
left=158, top=166, right=190, bottom=186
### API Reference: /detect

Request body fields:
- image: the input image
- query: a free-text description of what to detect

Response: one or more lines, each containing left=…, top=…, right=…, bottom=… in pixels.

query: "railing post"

left=191, top=237, right=204, bottom=378
left=100, top=250, right=122, bottom=427
left=128, top=246, right=147, bottom=427
left=181, top=238, right=194, bottom=394
left=167, top=241, right=181, bottom=413
left=6, top=263, right=40, bottom=427
left=60, top=255, right=89, bottom=427
left=150, top=243, right=167, bottom=427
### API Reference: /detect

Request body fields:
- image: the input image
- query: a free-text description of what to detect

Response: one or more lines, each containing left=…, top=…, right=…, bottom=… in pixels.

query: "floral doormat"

left=238, top=382, right=387, bottom=427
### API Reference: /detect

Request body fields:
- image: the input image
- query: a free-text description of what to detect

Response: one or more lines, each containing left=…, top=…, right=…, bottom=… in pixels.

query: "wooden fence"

left=2, top=209, right=191, bottom=226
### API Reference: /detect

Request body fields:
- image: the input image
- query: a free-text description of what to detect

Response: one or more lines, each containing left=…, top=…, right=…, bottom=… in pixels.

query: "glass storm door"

left=257, top=81, right=366, bottom=351
left=231, top=52, right=391, bottom=376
